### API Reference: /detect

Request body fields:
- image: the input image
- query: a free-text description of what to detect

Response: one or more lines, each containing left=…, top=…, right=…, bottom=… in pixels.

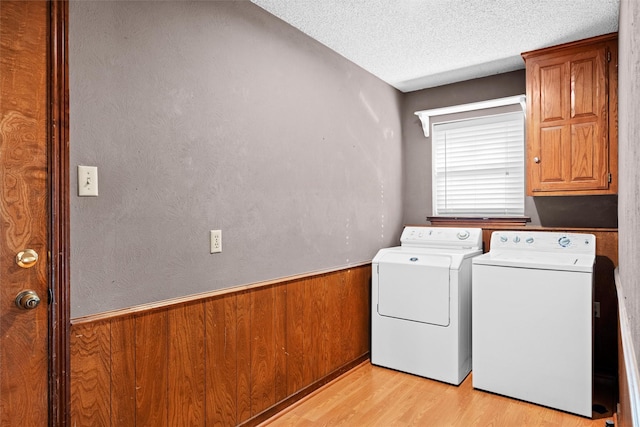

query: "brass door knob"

left=15, top=290, right=41, bottom=310
left=16, top=249, right=38, bottom=268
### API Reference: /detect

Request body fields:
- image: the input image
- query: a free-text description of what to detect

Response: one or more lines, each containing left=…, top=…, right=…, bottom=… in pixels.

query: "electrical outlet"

left=210, top=230, right=222, bottom=253
left=594, top=301, right=601, bottom=318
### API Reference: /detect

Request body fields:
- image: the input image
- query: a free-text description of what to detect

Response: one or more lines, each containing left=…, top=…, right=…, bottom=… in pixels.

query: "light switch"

left=78, top=165, right=98, bottom=196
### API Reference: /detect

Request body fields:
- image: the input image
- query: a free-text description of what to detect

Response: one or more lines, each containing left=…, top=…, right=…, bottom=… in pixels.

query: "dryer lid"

left=373, top=246, right=473, bottom=269
left=377, top=253, right=451, bottom=326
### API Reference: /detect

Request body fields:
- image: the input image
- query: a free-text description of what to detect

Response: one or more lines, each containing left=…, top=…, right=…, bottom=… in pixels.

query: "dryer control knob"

left=513, top=236, right=521, bottom=243
left=499, top=236, right=508, bottom=243
left=558, top=236, right=571, bottom=248
left=457, top=230, right=470, bottom=240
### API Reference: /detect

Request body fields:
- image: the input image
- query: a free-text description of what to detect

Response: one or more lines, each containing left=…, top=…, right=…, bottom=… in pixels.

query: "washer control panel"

left=490, top=231, right=595, bottom=254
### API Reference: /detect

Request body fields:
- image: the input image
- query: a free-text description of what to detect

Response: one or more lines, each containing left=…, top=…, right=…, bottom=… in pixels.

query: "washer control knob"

left=526, top=237, right=535, bottom=244
left=558, top=236, right=571, bottom=248
left=513, top=236, right=521, bottom=243
left=499, top=235, right=508, bottom=243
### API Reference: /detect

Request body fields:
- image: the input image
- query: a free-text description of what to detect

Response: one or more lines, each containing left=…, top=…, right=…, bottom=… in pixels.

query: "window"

left=432, top=111, right=524, bottom=217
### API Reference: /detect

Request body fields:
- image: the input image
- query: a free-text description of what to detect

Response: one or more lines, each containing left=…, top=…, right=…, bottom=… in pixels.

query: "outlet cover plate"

left=210, top=230, right=222, bottom=253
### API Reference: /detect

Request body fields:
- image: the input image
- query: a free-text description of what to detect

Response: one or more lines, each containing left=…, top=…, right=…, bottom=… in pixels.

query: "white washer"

left=472, top=231, right=595, bottom=417
left=371, top=226, right=482, bottom=385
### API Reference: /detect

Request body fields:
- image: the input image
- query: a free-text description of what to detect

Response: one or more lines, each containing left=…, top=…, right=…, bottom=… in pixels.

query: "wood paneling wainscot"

left=70, top=265, right=371, bottom=426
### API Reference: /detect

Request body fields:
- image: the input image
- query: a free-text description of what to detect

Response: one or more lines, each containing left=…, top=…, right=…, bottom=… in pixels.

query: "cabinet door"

left=527, top=45, right=610, bottom=194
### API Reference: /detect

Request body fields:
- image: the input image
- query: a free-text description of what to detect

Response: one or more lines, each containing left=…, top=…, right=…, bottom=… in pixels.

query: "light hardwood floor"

left=260, top=362, right=615, bottom=427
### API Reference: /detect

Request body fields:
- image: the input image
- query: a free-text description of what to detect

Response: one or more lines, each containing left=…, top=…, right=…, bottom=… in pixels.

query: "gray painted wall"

left=69, top=0, right=626, bottom=319
left=618, top=0, right=640, bottom=361
left=69, top=1, right=403, bottom=317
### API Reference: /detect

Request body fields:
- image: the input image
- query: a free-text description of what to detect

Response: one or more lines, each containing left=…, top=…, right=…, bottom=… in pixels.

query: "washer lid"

left=473, top=231, right=596, bottom=272
left=472, top=251, right=595, bottom=272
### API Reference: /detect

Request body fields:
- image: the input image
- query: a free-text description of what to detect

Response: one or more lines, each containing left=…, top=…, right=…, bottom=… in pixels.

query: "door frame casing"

left=49, top=0, right=70, bottom=425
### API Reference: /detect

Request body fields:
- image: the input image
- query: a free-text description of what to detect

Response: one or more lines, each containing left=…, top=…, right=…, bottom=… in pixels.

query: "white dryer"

left=472, top=231, right=595, bottom=417
left=371, top=226, right=482, bottom=385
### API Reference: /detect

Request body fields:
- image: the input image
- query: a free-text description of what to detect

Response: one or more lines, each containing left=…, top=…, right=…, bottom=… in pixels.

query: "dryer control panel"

left=401, top=227, right=482, bottom=250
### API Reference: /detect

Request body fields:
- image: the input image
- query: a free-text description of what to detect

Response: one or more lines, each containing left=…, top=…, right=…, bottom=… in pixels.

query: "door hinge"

left=607, top=51, right=611, bottom=62
left=608, top=173, right=612, bottom=183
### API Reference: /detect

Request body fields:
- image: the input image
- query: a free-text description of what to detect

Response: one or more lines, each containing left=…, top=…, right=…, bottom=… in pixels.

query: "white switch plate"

left=210, top=230, right=222, bottom=253
left=78, top=165, right=98, bottom=197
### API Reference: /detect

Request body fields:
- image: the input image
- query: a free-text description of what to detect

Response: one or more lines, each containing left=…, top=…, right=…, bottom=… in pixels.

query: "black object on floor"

left=592, top=404, right=608, bottom=414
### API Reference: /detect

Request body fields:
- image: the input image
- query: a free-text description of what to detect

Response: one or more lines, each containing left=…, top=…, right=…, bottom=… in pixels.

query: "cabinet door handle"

left=533, top=157, right=541, bottom=164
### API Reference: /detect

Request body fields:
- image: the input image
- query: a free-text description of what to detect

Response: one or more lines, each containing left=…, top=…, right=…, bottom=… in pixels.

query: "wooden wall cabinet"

left=522, top=33, right=618, bottom=196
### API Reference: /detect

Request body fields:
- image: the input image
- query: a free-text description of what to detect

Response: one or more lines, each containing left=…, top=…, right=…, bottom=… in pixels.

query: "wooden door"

left=0, top=1, right=51, bottom=425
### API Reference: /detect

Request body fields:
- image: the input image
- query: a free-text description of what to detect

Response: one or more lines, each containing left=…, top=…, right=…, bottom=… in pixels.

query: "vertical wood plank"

left=302, top=277, right=317, bottom=385
left=168, top=303, right=205, bottom=426
left=136, top=311, right=169, bottom=426
left=342, top=268, right=359, bottom=364
left=236, top=291, right=252, bottom=423
left=250, top=286, right=276, bottom=416
left=354, top=266, right=372, bottom=358
left=274, top=283, right=288, bottom=403
left=205, top=294, right=237, bottom=427
left=337, top=266, right=370, bottom=367
left=319, top=275, right=331, bottom=378
left=304, top=276, right=328, bottom=383
left=70, top=321, right=111, bottom=426
left=285, top=278, right=306, bottom=395
left=111, top=316, right=136, bottom=426
left=326, top=271, right=345, bottom=372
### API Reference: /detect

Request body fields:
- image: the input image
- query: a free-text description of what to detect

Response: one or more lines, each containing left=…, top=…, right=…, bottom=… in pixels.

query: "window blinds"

left=432, top=112, right=524, bottom=217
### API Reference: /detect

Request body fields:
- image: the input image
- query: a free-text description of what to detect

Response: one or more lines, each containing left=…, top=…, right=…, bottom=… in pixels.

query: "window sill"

left=426, top=216, right=531, bottom=228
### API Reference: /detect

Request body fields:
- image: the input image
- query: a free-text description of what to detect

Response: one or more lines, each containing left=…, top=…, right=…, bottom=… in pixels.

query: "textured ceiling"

left=250, top=0, right=620, bottom=92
